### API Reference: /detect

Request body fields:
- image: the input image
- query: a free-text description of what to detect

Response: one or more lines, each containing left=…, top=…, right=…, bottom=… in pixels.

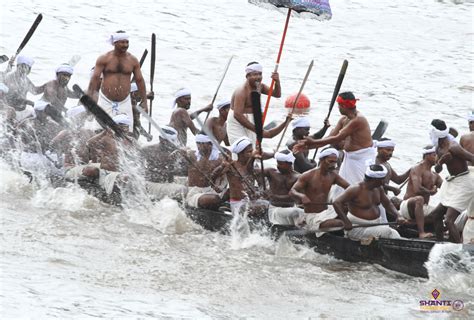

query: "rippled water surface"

left=1, top=0, right=473, bottom=318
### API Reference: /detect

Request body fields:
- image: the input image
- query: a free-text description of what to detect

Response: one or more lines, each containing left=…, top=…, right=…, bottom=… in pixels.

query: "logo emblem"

left=452, top=300, right=464, bottom=311
left=431, top=289, right=440, bottom=300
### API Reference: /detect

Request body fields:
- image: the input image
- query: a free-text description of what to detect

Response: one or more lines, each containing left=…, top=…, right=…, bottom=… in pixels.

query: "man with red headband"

left=294, top=91, right=374, bottom=199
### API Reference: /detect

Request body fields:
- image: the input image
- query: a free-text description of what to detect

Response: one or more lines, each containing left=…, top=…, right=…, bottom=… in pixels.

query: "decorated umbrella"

left=248, top=0, right=332, bottom=125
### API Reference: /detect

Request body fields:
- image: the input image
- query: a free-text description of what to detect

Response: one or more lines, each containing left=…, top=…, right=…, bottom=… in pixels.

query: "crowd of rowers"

left=0, top=31, right=473, bottom=245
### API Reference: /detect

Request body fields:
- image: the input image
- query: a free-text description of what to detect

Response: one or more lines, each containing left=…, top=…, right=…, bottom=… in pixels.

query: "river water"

left=1, top=0, right=473, bottom=318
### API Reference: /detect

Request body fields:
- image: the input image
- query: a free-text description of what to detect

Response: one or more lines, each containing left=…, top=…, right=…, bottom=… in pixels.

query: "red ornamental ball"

left=285, top=93, right=311, bottom=109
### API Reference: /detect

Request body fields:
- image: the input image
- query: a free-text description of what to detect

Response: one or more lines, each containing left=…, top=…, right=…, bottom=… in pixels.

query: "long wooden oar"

left=275, top=60, right=314, bottom=152
left=371, top=120, right=388, bottom=141
left=203, top=55, right=234, bottom=124
left=148, top=33, right=156, bottom=135
left=311, top=60, right=348, bottom=160
left=251, top=90, right=266, bottom=190
left=7, top=14, right=43, bottom=70
left=261, top=8, right=292, bottom=125
left=131, top=49, right=153, bottom=141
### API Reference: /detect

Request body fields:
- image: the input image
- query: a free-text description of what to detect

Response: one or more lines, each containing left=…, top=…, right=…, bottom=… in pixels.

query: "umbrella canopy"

left=249, top=0, right=332, bottom=19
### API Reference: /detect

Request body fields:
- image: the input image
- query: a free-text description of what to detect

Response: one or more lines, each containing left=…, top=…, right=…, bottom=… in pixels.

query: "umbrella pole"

left=261, top=8, right=291, bottom=125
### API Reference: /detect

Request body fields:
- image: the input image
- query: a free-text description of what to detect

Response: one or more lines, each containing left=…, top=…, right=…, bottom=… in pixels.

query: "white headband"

left=292, top=117, right=311, bottom=130
left=275, top=151, right=295, bottom=164
left=231, top=137, right=252, bottom=154
left=422, top=146, right=436, bottom=155
left=195, top=134, right=212, bottom=144
left=17, top=55, right=34, bottom=67
left=34, top=100, right=49, bottom=111
left=376, top=140, right=396, bottom=148
left=112, top=114, right=131, bottom=127
left=107, top=32, right=129, bottom=45
left=217, top=99, right=231, bottom=110
left=56, top=64, right=74, bottom=75
left=160, top=125, right=178, bottom=143
left=245, top=63, right=263, bottom=74
left=66, top=105, right=86, bottom=118
left=0, top=83, right=9, bottom=93
left=365, top=165, right=388, bottom=179
left=130, top=82, right=138, bottom=93
left=171, top=88, right=191, bottom=108
left=468, top=112, right=474, bottom=122
left=318, top=148, right=339, bottom=160
left=195, top=135, right=220, bottom=161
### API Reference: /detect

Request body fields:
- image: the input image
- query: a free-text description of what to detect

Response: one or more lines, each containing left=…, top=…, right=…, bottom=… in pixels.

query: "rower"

left=168, top=87, right=212, bottom=146
left=430, top=119, right=474, bottom=243
left=375, top=138, right=410, bottom=196
left=287, top=116, right=330, bottom=173
left=141, top=125, right=187, bottom=201
left=290, top=148, right=349, bottom=236
left=460, top=112, right=474, bottom=166
left=262, top=150, right=302, bottom=225
left=333, top=164, right=404, bottom=240
left=88, top=31, right=148, bottom=128
left=227, top=62, right=289, bottom=145
left=394, top=145, right=442, bottom=239
left=294, top=92, right=375, bottom=200
left=185, top=133, right=224, bottom=210
left=205, top=99, right=231, bottom=146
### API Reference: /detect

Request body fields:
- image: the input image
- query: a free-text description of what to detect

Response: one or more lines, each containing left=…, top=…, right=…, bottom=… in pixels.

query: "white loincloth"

left=65, top=163, right=119, bottom=195
left=345, top=212, right=401, bottom=240
left=303, top=207, right=338, bottom=238
left=146, top=181, right=188, bottom=201
left=268, top=205, right=304, bottom=225
left=226, top=109, right=256, bottom=145
left=97, top=90, right=134, bottom=127
left=330, top=146, right=376, bottom=200
left=439, top=167, right=474, bottom=213
left=400, top=199, right=434, bottom=220
left=15, top=105, right=36, bottom=122
left=454, top=211, right=468, bottom=233
left=186, top=186, right=218, bottom=208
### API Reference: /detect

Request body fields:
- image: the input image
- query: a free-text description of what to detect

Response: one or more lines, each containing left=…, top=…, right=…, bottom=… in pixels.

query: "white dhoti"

left=463, top=218, right=474, bottom=244
left=268, top=205, right=304, bottom=225
left=98, top=90, right=134, bottom=127
left=400, top=199, right=434, bottom=220
left=65, top=163, right=120, bottom=195
left=226, top=109, right=256, bottom=145
left=345, top=213, right=401, bottom=240
left=330, top=146, right=376, bottom=200
left=454, top=211, right=468, bottom=233
left=146, top=181, right=188, bottom=201
left=439, top=168, right=474, bottom=213
left=186, top=186, right=218, bottom=208
left=303, top=207, right=339, bottom=238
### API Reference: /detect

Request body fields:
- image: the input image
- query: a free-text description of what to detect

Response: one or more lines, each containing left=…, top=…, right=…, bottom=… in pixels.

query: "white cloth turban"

left=292, top=117, right=310, bottom=129
left=231, top=137, right=252, bottom=154
left=365, top=165, right=388, bottom=179
left=171, top=88, right=191, bottom=108
left=160, top=125, right=178, bottom=143
left=217, top=99, right=231, bottom=110
left=17, top=55, right=34, bottom=67
left=113, top=114, right=131, bottom=127
left=107, top=32, right=129, bottom=45
left=245, top=63, right=263, bottom=74
left=66, top=105, right=86, bottom=118
left=429, top=126, right=449, bottom=146
left=0, top=83, right=9, bottom=93
left=422, top=146, right=436, bottom=155
left=318, top=148, right=339, bottom=160
left=195, top=134, right=220, bottom=161
left=56, top=64, right=74, bottom=75
left=375, top=139, right=396, bottom=148
left=130, top=82, right=138, bottom=93
left=275, top=151, right=295, bottom=164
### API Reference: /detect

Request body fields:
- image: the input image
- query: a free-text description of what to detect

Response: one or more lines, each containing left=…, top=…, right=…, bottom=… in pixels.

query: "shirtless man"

left=375, top=138, right=410, bottom=195
left=168, top=88, right=212, bottom=146
left=460, top=112, right=474, bottom=166
left=290, top=148, right=350, bottom=236
left=227, top=61, right=283, bottom=145
left=211, top=136, right=272, bottom=215
left=88, top=31, right=148, bottom=129
left=185, top=133, right=224, bottom=210
left=141, top=126, right=187, bottom=201
left=430, top=119, right=474, bottom=243
left=287, top=116, right=330, bottom=173
left=333, top=164, right=404, bottom=240
left=205, top=99, right=230, bottom=146
left=397, top=146, right=442, bottom=238
left=295, top=92, right=374, bottom=199
left=260, top=150, right=302, bottom=225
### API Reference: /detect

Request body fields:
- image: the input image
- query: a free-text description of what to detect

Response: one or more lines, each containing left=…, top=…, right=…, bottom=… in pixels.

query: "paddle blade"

left=150, top=33, right=156, bottom=88
left=139, top=49, right=148, bottom=68
left=251, top=91, right=264, bottom=144
left=16, top=13, right=43, bottom=55
left=248, top=0, right=332, bottom=20
left=372, top=120, right=389, bottom=141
